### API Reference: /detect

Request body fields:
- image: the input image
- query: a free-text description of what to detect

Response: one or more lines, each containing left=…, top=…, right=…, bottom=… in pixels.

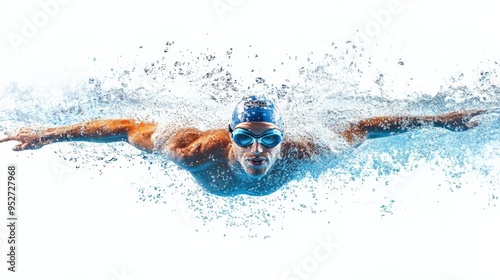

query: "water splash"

left=1, top=41, right=499, bottom=238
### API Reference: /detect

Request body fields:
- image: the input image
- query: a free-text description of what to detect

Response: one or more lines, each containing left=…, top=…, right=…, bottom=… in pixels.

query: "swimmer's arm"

left=163, top=128, right=231, bottom=170
left=339, top=110, right=485, bottom=145
left=0, top=119, right=157, bottom=152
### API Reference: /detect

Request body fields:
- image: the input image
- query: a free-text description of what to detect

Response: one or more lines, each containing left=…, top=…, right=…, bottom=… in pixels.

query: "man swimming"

left=0, top=95, right=484, bottom=196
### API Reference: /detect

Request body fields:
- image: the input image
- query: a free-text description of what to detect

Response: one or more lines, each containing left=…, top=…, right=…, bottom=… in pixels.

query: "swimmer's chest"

left=188, top=161, right=295, bottom=196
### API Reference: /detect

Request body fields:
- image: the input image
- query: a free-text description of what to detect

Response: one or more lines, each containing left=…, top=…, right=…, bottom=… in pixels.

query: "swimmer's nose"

left=250, top=141, right=263, bottom=154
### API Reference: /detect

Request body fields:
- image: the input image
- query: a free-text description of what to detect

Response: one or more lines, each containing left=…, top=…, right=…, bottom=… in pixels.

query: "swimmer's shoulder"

left=281, top=133, right=320, bottom=160
left=152, top=126, right=232, bottom=168
left=152, top=124, right=230, bottom=147
left=281, top=130, right=350, bottom=160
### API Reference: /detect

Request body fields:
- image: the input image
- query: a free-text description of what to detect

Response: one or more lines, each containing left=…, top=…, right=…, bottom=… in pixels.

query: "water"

left=1, top=39, right=499, bottom=234
left=1, top=1, right=500, bottom=279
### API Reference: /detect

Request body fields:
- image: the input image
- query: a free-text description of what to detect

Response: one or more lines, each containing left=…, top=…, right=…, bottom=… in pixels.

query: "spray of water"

left=1, top=41, right=499, bottom=237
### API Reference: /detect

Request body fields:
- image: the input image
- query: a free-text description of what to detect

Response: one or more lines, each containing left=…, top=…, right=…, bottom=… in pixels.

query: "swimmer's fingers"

left=458, top=110, right=484, bottom=130
left=464, top=120, right=480, bottom=130
left=463, top=109, right=486, bottom=121
left=0, top=134, right=14, bottom=143
left=13, top=143, right=28, bottom=151
left=439, top=109, right=486, bottom=131
left=11, top=139, right=48, bottom=151
left=0, top=134, right=25, bottom=151
left=1, top=127, right=48, bottom=151
left=0, top=131, right=23, bottom=144
left=440, top=109, right=485, bottom=122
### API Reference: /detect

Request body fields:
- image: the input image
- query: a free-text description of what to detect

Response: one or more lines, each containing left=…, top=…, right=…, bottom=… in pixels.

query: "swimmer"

left=0, top=95, right=485, bottom=196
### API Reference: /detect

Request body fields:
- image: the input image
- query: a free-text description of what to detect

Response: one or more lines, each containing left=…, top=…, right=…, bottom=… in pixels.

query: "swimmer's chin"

left=242, top=164, right=271, bottom=179
left=244, top=172, right=268, bottom=180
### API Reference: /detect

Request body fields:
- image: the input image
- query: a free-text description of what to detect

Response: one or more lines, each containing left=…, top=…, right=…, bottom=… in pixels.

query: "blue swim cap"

left=229, top=95, right=284, bottom=131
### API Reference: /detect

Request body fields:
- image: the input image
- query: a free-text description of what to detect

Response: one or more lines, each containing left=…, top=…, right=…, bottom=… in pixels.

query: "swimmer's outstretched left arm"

left=0, top=119, right=157, bottom=151
left=339, top=110, right=485, bottom=146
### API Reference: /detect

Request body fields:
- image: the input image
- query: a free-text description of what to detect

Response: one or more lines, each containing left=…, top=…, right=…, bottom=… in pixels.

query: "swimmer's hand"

left=437, top=109, right=486, bottom=131
left=0, top=127, right=53, bottom=151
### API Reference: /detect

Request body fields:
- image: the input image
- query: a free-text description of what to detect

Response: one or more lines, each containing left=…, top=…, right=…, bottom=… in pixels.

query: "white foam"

left=1, top=1, right=500, bottom=280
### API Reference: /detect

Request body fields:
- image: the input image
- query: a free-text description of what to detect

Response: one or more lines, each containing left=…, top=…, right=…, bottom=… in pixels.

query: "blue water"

left=1, top=42, right=499, bottom=239
left=3, top=0, right=500, bottom=278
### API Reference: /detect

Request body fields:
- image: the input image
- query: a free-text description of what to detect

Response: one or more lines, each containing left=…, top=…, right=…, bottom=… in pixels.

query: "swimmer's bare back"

left=0, top=109, right=485, bottom=164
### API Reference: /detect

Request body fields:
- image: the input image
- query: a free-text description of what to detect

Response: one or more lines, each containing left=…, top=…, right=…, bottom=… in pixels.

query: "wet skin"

left=165, top=121, right=310, bottom=196
left=229, top=122, right=282, bottom=180
left=0, top=110, right=485, bottom=196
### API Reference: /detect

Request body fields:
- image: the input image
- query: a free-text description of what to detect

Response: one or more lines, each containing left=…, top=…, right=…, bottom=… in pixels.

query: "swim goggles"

left=230, top=128, right=284, bottom=148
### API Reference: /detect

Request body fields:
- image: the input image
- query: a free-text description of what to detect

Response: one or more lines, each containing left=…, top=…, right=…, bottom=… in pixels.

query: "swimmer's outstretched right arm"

left=0, top=120, right=231, bottom=170
left=0, top=119, right=157, bottom=152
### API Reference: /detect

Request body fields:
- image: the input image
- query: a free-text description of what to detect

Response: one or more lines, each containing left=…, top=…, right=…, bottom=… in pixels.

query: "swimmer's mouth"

left=248, top=158, right=266, bottom=166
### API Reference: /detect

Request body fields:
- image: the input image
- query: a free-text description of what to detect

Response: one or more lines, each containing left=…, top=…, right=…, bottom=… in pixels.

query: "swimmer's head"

left=229, top=95, right=284, bottom=179
left=229, top=95, right=284, bottom=131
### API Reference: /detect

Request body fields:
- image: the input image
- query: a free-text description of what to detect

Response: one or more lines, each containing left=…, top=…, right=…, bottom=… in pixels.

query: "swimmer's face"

left=231, top=122, right=283, bottom=179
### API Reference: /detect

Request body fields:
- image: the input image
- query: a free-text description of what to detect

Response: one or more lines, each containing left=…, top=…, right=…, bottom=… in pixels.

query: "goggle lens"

left=260, top=134, right=280, bottom=146
left=234, top=133, right=253, bottom=146
left=231, top=129, right=283, bottom=148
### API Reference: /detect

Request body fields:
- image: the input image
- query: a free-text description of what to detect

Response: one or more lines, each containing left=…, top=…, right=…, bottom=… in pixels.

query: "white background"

left=1, top=0, right=500, bottom=280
